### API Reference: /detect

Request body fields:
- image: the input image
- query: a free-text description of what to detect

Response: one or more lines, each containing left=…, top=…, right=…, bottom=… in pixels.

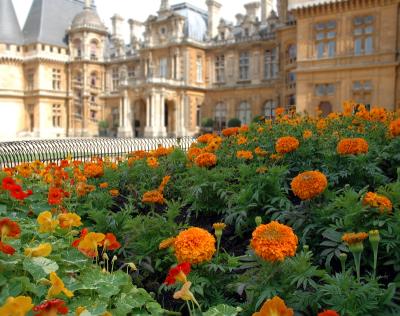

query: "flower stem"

left=353, top=251, right=361, bottom=282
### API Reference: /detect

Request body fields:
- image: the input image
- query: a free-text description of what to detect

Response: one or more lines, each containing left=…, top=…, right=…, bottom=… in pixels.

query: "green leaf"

left=203, top=304, right=242, bottom=316
left=23, top=257, right=59, bottom=280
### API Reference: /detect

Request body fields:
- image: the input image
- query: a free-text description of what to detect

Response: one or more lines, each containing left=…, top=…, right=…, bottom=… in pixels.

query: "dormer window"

left=90, top=40, right=98, bottom=60
left=244, top=28, right=249, bottom=37
left=220, top=32, right=225, bottom=41
left=160, top=27, right=166, bottom=35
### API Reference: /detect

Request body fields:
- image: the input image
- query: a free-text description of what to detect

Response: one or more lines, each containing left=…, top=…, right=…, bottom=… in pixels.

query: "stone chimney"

left=128, top=19, right=144, bottom=46
left=261, top=0, right=273, bottom=24
left=159, top=0, right=170, bottom=12
left=235, top=13, right=244, bottom=26
left=84, top=0, right=91, bottom=9
left=111, top=14, right=124, bottom=39
left=206, top=0, right=222, bottom=40
left=244, top=2, right=261, bottom=20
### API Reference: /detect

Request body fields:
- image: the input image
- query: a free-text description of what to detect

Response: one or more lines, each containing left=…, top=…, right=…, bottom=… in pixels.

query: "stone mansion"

left=0, top=0, right=399, bottom=139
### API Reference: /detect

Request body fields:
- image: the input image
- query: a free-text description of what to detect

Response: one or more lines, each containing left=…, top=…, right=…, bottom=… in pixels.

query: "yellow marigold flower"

left=147, top=157, right=159, bottom=169
left=194, top=153, right=217, bottom=168
left=236, top=150, right=254, bottom=160
left=342, top=232, right=368, bottom=246
left=254, top=147, right=268, bottom=157
left=251, top=221, right=298, bottom=262
left=37, top=211, right=59, bottom=233
left=275, top=136, right=299, bottom=154
left=253, top=296, right=294, bottom=316
left=303, top=130, right=313, bottom=139
left=109, top=189, right=120, bottom=197
left=58, top=213, right=82, bottom=229
left=363, top=192, right=393, bottom=214
left=389, top=118, right=400, bottom=137
left=174, top=227, right=216, bottom=264
left=24, top=243, right=52, bottom=257
left=142, top=190, right=165, bottom=204
left=0, top=296, right=33, bottom=316
left=291, top=171, right=328, bottom=200
left=78, top=232, right=105, bottom=258
left=337, top=138, right=369, bottom=155
left=99, top=182, right=109, bottom=189
left=47, top=272, right=74, bottom=299
left=159, top=237, right=176, bottom=250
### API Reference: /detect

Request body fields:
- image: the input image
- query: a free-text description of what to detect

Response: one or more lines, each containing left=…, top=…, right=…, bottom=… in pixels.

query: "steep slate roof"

left=0, top=0, right=24, bottom=45
left=23, top=0, right=96, bottom=47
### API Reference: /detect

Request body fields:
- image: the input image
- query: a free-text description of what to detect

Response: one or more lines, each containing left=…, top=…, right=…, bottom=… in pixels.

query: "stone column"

left=117, top=90, right=134, bottom=137
left=144, top=95, right=153, bottom=137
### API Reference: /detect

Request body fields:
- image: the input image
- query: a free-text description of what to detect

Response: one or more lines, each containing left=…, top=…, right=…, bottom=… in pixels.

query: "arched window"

left=237, top=101, right=251, bottom=125
left=90, top=71, right=97, bottom=87
left=73, top=39, right=82, bottom=59
left=263, top=100, right=276, bottom=119
left=214, top=102, right=227, bottom=131
left=90, top=40, right=98, bottom=60
left=286, top=44, right=297, bottom=63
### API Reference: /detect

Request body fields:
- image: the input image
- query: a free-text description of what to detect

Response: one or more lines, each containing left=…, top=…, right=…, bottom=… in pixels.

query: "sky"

left=13, top=0, right=276, bottom=40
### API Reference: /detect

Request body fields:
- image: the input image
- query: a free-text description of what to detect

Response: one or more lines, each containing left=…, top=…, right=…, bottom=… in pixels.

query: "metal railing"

left=0, top=137, right=195, bottom=168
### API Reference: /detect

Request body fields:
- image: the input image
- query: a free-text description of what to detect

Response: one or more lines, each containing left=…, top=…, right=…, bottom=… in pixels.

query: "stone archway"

left=165, top=99, right=176, bottom=137
left=319, top=101, right=333, bottom=117
left=131, top=99, right=146, bottom=137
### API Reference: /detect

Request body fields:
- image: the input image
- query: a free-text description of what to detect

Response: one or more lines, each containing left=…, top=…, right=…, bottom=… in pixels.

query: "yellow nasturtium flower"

left=37, top=211, right=59, bottom=233
left=58, top=213, right=82, bottom=229
left=0, top=296, right=33, bottom=316
left=47, top=272, right=74, bottom=299
left=24, top=243, right=52, bottom=257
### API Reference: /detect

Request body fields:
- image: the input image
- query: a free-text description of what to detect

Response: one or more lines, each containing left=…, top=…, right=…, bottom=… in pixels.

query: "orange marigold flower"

left=151, top=146, right=173, bottom=158
left=389, top=118, right=400, bottom=137
left=316, top=119, right=327, bottom=130
left=275, top=136, right=300, bottom=154
left=342, top=232, right=368, bottom=245
left=147, top=157, right=159, bottom=169
left=158, top=175, right=171, bottom=193
left=0, top=218, right=21, bottom=240
left=174, top=227, right=216, bottom=264
left=204, top=140, right=220, bottom=153
left=222, top=127, right=239, bottom=137
left=291, top=171, right=328, bottom=200
left=194, top=153, right=217, bottom=168
left=275, top=107, right=285, bottom=117
left=99, top=182, right=109, bottom=189
left=270, top=153, right=283, bottom=160
left=237, top=135, right=248, bottom=145
left=239, top=125, right=249, bottom=133
left=318, top=310, right=340, bottom=316
left=58, top=213, right=82, bottom=229
left=254, top=147, right=268, bottom=157
left=236, top=150, right=253, bottom=160
left=303, top=130, right=313, bottom=139
left=159, top=237, right=176, bottom=250
left=197, top=134, right=215, bottom=144
left=363, top=192, right=392, bottom=214
left=337, top=138, right=369, bottom=155
left=252, top=296, right=294, bottom=316
left=251, top=221, right=298, bottom=262
left=109, top=189, right=120, bottom=197
left=142, top=190, right=165, bottom=204
left=369, top=107, right=387, bottom=122
left=256, top=166, right=268, bottom=174
left=83, top=162, right=104, bottom=178
left=187, top=147, right=202, bottom=162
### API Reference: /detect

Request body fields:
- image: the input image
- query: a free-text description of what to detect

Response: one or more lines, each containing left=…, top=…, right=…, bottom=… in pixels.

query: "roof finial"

left=84, top=0, right=91, bottom=9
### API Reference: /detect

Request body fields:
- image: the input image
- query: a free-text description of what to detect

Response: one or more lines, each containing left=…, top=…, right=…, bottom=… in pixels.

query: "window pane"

left=353, top=81, right=362, bottom=90
left=317, top=42, right=324, bottom=58
left=354, top=28, right=363, bottom=36
left=354, top=38, right=362, bottom=55
left=364, top=81, right=372, bottom=90
left=327, top=31, right=336, bottom=39
left=327, top=84, right=335, bottom=95
left=316, top=32, right=325, bottom=40
left=364, top=16, right=374, bottom=24
left=327, top=21, right=336, bottom=29
left=354, top=17, right=363, bottom=25
left=315, top=23, right=325, bottom=31
left=365, top=37, right=373, bottom=54
left=328, top=41, right=336, bottom=57
left=365, top=26, right=373, bottom=34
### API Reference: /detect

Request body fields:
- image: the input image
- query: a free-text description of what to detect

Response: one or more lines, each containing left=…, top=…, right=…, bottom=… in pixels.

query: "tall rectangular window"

left=27, top=69, right=34, bottom=91
left=353, top=16, right=374, bottom=55
left=159, top=58, right=168, bottom=78
left=264, top=48, right=278, bottom=79
left=128, top=66, right=135, bottom=79
left=352, top=80, right=372, bottom=105
left=239, top=52, right=250, bottom=81
left=52, top=69, right=61, bottom=90
left=215, top=55, right=225, bottom=83
left=315, top=21, right=337, bottom=58
left=196, top=56, right=203, bottom=82
left=112, top=68, right=119, bottom=91
left=52, top=104, right=61, bottom=127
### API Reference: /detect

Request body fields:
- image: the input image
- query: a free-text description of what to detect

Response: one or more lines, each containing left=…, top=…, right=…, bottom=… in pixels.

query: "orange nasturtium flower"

left=275, top=136, right=300, bottom=154
left=251, top=221, right=298, bottom=262
left=291, top=171, right=328, bottom=200
left=37, top=212, right=59, bottom=233
left=77, top=232, right=105, bottom=258
left=252, top=296, right=294, bottom=316
left=58, top=213, right=82, bottom=229
left=174, top=227, right=216, bottom=264
left=24, top=243, right=52, bottom=257
left=102, top=233, right=121, bottom=251
left=0, top=296, right=33, bottom=316
left=46, top=272, right=74, bottom=299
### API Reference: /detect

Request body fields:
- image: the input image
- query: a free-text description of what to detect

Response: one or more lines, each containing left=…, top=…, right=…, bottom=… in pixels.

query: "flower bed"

left=1, top=103, right=400, bottom=316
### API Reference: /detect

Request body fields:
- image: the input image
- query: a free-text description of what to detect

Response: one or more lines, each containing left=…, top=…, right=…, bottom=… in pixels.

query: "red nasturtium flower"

left=0, top=218, right=21, bottom=239
left=48, top=187, right=65, bottom=205
left=164, top=262, right=191, bottom=285
left=1, top=177, right=15, bottom=190
left=0, top=241, right=16, bottom=255
left=33, top=299, right=68, bottom=316
left=102, top=233, right=121, bottom=251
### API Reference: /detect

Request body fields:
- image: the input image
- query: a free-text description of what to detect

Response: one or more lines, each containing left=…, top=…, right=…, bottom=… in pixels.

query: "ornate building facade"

left=0, top=0, right=399, bottom=140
